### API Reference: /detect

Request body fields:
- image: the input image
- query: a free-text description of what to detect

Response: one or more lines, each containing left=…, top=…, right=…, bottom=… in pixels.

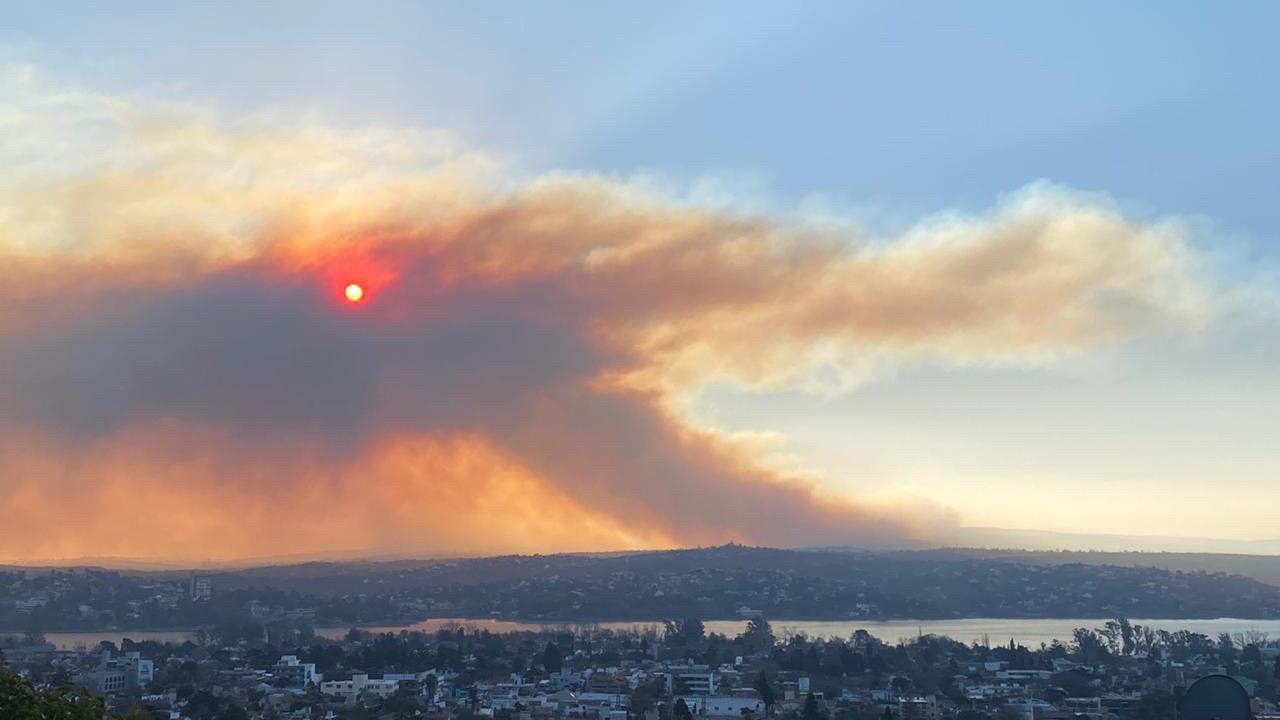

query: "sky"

left=1, top=2, right=1278, bottom=562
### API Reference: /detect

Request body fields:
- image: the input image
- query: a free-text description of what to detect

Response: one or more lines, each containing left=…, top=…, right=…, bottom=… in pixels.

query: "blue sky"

left=8, top=1, right=1277, bottom=245
left=4, top=2, right=1279, bottom=548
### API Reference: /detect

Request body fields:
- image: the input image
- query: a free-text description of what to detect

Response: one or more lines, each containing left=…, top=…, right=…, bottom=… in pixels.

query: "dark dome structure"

left=1182, top=674, right=1252, bottom=720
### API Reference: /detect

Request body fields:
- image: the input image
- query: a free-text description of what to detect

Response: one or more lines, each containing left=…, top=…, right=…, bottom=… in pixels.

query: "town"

left=4, top=612, right=1279, bottom=720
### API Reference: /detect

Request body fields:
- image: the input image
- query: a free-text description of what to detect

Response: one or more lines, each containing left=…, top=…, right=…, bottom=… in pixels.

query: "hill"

left=928, top=547, right=1280, bottom=587
left=201, top=545, right=1280, bottom=621
left=7, top=546, right=1280, bottom=631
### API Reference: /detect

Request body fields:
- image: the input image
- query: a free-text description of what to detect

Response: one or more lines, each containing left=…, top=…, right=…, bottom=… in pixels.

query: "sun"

left=344, top=283, right=365, bottom=303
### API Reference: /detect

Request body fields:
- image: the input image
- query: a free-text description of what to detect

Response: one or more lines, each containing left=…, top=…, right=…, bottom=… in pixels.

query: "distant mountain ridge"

left=194, top=545, right=1280, bottom=620
left=945, top=526, right=1280, bottom=555
left=7, top=545, right=1280, bottom=630
left=923, top=547, right=1280, bottom=587
left=9, top=527, right=1279, bottom=571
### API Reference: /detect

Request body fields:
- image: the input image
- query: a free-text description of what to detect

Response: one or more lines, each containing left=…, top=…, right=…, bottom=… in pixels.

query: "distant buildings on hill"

left=189, top=572, right=212, bottom=601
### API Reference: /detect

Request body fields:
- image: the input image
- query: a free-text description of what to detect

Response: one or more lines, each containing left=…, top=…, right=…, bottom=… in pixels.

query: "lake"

left=31, top=617, right=1280, bottom=651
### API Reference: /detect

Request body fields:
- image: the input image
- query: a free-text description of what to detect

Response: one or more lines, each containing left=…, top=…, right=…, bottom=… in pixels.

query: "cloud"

left=0, top=69, right=1209, bottom=562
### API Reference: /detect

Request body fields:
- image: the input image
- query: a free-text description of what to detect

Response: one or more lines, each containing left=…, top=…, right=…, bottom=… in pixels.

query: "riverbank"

left=14, top=616, right=1280, bottom=651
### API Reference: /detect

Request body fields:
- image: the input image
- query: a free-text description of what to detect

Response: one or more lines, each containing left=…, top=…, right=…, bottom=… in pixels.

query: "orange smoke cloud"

left=0, top=423, right=670, bottom=562
left=0, top=70, right=1208, bottom=562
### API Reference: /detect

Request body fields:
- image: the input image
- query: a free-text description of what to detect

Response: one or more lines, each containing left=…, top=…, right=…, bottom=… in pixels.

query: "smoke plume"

left=0, top=69, right=1208, bottom=561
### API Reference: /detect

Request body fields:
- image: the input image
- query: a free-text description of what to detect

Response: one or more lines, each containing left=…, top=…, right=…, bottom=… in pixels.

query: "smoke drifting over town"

left=0, top=70, right=1209, bottom=562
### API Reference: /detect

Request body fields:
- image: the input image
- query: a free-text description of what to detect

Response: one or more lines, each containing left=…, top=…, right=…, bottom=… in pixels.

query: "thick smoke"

left=0, top=70, right=1208, bottom=562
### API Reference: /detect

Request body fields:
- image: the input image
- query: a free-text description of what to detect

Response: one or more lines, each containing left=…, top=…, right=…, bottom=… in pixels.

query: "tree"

left=385, top=685, right=421, bottom=720
left=740, top=618, right=776, bottom=654
left=801, top=693, right=826, bottom=720
left=1099, top=619, right=1137, bottom=656
left=1, top=663, right=112, bottom=719
left=1234, top=630, right=1269, bottom=649
left=1218, top=633, right=1238, bottom=672
left=1133, top=625, right=1158, bottom=656
left=425, top=672, right=439, bottom=703
left=630, top=677, right=665, bottom=719
left=1243, top=643, right=1263, bottom=664
left=665, top=619, right=707, bottom=648
left=674, top=698, right=695, bottom=720
left=1071, top=628, right=1108, bottom=664
left=1051, top=670, right=1096, bottom=698
left=544, top=642, right=563, bottom=674
left=753, top=672, right=777, bottom=718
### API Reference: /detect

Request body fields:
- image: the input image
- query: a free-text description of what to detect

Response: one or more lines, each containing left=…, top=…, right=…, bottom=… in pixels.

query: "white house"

left=678, top=696, right=762, bottom=718
left=274, top=655, right=321, bottom=687
left=320, top=674, right=401, bottom=702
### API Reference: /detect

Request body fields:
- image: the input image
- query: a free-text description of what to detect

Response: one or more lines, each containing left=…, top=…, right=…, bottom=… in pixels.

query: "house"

left=320, top=673, right=401, bottom=702
left=678, top=695, right=762, bottom=718
left=274, top=655, right=321, bottom=687
left=898, top=696, right=941, bottom=720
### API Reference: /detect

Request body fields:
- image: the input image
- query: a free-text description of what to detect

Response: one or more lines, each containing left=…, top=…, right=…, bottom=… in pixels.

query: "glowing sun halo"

left=344, top=283, right=365, bottom=303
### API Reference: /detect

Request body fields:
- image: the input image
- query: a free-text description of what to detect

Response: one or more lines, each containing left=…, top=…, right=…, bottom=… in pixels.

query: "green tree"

left=753, top=672, right=777, bottom=718
left=1, top=663, right=112, bottom=719
left=665, top=619, right=706, bottom=648
left=740, top=618, right=776, bottom=654
left=801, top=693, right=826, bottom=720
left=1243, top=644, right=1263, bottom=664
left=674, top=698, right=695, bottom=720
left=630, top=677, right=666, bottom=719
left=544, top=642, right=563, bottom=674
left=1071, top=628, right=1108, bottom=664
left=1050, top=670, right=1096, bottom=698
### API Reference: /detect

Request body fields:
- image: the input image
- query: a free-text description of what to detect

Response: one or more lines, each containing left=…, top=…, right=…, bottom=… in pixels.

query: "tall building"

left=79, top=651, right=154, bottom=695
left=274, top=655, right=321, bottom=687
left=190, top=572, right=212, bottom=601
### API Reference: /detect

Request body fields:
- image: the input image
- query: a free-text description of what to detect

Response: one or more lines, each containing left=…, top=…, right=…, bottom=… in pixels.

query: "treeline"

left=0, top=569, right=408, bottom=631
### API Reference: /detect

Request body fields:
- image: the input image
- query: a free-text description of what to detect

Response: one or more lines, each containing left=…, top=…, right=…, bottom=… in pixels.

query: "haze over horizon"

left=12, top=527, right=1280, bottom=571
left=2, top=3, right=1279, bottom=564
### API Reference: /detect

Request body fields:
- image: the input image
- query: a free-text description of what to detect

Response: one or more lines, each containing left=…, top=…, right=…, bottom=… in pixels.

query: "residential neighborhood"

left=4, top=615, right=1279, bottom=720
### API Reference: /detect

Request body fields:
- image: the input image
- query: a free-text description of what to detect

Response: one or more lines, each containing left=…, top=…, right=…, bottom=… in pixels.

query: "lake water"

left=32, top=617, right=1280, bottom=651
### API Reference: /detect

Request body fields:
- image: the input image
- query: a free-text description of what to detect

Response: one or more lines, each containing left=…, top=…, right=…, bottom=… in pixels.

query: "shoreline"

left=9, top=614, right=1280, bottom=636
